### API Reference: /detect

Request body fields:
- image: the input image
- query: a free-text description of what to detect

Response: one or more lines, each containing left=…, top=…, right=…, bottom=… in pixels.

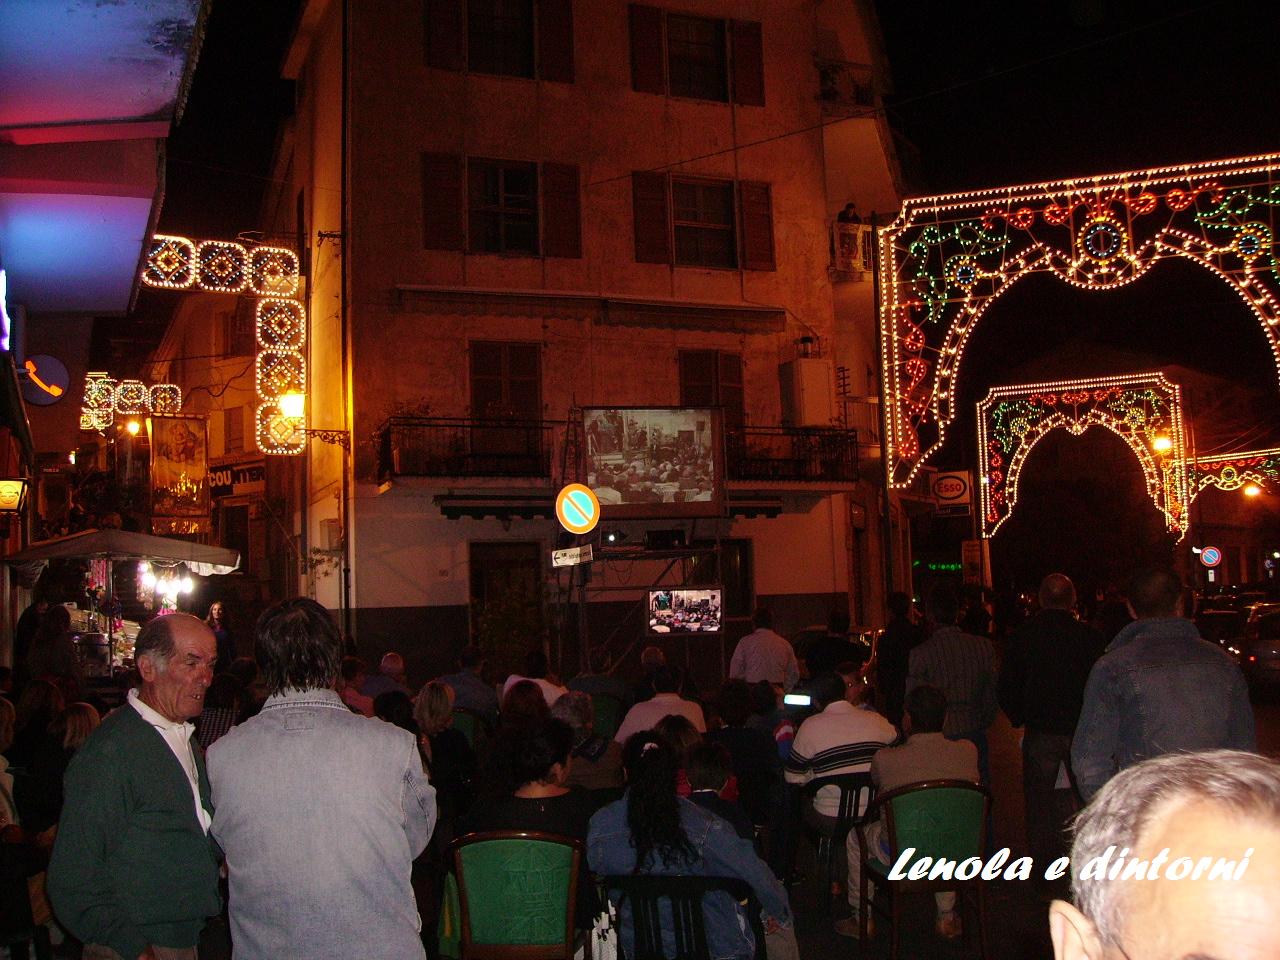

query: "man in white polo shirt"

left=785, top=669, right=896, bottom=896
left=614, top=666, right=705, bottom=742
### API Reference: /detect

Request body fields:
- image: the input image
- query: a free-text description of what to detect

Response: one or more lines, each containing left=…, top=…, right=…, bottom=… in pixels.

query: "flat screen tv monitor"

left=647, top=588, right=722, bottom=636
left=582, top=407, right=723, bottom=519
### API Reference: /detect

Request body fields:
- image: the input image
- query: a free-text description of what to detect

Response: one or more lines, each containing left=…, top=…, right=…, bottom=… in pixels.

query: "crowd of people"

left=0, top=563, right=1274, bottom=960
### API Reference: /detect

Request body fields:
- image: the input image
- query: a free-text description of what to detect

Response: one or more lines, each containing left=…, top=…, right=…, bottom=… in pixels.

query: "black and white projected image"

left=583, top=407, right=721, bottom=517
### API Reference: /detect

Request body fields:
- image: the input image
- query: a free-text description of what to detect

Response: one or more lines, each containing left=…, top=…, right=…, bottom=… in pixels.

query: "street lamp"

left=279, top=391, right=350, bottom=450
left=1153, top=435, right=1173, bottom=453
left=1244, top=483, right=1263, bottom=498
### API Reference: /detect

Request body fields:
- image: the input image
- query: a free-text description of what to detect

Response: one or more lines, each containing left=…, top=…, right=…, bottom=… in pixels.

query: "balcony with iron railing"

left=375, top=416, right=555, bottom=484
left=376, top=417, right=859, bottom=487
left=726, top=426, right=859, bottom=484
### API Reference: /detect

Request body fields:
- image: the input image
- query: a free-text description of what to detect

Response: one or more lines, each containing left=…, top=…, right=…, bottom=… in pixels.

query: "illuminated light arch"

left=977, top=373, right=1189, bottom=539
left=1188, top=448, right=1280, bottom=503
left=879, top=152, right=1280, bottom=487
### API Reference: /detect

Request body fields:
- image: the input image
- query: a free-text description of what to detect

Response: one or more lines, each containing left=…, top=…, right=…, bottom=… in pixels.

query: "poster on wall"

left=149, top=414, right=211, bottom=534
left=582, top=407, right=723, bottom=518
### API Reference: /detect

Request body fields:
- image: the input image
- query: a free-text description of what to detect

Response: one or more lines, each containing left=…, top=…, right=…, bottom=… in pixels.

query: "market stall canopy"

left=7, top=528, right=239, bottom=576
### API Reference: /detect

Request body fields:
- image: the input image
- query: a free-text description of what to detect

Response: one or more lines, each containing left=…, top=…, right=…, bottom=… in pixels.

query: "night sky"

left=115, top=0, right=1280, bottom=439
left=98, top=0, right=300, bottom=372
left=875, top=0, right=1280, bottom=468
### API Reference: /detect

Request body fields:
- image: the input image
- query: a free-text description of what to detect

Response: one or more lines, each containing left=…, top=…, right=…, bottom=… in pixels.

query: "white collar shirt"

left=128, top=689, right=212, bottom=833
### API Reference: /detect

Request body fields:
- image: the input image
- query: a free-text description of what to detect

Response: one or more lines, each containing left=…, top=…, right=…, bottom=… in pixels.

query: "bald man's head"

left=1039, top=574, right=1076, bottom=611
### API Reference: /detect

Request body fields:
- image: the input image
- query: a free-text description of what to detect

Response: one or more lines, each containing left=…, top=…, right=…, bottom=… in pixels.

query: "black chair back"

left=601, top=874, right=766, bottom=960
left=803, top=770, right=876, bottom=830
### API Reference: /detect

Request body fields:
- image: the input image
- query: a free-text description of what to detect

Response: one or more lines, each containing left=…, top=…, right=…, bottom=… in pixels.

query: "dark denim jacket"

left=588, top=796, right=790, bottom=960
left=1071, top=617, right=1255, bottom=800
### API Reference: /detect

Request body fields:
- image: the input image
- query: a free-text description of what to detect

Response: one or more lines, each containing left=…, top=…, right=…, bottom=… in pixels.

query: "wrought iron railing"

left=832, top=222, right=874, bottom=276
left=726, top=426, right=859, bottom=483
left=375, top=418, right=857, bottom=485
left=375, top=416, right=554, bottom=482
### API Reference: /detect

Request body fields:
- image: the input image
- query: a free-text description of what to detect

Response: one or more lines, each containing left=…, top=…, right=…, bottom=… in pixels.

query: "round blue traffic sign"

left=1200, top=546, right=1222, bottom=568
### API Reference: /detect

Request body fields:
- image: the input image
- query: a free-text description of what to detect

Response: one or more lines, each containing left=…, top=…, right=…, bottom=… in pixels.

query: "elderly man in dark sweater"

left=998, top=574, right=1107, bottom=872
left=49, top=614, right=221, bottom=960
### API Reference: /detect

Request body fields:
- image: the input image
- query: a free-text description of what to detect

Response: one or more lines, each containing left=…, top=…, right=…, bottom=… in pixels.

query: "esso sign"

left=932, top=473, right=969, bottom=502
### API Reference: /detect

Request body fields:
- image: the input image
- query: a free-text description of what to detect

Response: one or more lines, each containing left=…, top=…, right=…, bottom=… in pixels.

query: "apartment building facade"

left=252, top=0, right=904, bottom=678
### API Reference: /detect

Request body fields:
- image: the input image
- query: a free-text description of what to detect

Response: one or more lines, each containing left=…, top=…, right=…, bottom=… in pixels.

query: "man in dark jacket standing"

left=1072, top=567, right=1256, bottom=802
left=907, top=585, right=998, bottom=785
left=875, top=592, right=924, bottom=728
left=998, top=574, right=1106, bottom=870
left=49, top=614, right=221, bottom=960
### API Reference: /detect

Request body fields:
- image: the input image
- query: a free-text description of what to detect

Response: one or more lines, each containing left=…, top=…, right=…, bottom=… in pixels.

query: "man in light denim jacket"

left=208, top=599, right=436, bottom=959
left=1072, top=567, right=1255, bottom=801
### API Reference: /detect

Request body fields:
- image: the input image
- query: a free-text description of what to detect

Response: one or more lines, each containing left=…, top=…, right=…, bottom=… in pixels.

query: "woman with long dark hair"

left=587, top=733, right=796, bottom=960
left=460, top=718, right=596, bottom=931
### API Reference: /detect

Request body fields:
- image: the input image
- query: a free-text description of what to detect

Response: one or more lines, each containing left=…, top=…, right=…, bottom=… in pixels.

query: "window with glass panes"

left=672, top=178, right=736, bottom=268
left=468, top=159, right=539, bottom=254
left=666, top=14, right=728, bottom=101
left=466, top=0, right=535, bottom=78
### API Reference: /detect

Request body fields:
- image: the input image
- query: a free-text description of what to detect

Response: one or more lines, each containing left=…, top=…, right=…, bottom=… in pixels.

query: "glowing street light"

left=280, top=391, right=305, bottom=419
left=125, top=419, right=141, bottom=436
left=1152, top=435, right=1173, bottom=453
left=1244, top=483, right=1263, bottom=498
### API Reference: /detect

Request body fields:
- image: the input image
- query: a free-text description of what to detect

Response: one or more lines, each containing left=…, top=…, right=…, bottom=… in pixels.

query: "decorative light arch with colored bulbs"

left=977, top=373, right=1190, bottom=539
left=1188, top=448, right=1280, bottom=502
left=879, top=152, right=1280, bottom=487
left=141, top=234, right=307, bottom=455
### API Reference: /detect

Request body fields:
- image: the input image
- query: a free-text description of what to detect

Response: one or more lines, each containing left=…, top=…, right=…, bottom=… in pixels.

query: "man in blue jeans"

left=1072, top=566, right=1255, bottom=801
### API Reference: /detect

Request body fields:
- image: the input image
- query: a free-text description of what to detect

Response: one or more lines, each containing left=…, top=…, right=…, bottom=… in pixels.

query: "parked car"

left=1196, top=608, right=1246, bottom=650
left=1238, top=610, right=1280, bottom=685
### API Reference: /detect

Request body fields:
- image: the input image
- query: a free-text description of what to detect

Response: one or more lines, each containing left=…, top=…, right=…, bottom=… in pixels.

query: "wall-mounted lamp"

left=279, top=391, right=350, bottom=450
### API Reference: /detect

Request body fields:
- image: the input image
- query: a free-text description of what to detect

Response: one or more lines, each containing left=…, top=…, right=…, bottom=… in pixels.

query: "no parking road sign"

left=556, top=483, right=600, bottom=535
left=1200, top=546, right=1222, bottom=568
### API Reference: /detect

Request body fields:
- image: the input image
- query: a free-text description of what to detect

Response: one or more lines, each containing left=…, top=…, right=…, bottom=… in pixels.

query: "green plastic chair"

left=448, top=830, right=583, bottom=960
left=854, top=779, right=991, bottom=960
left=590, top=693, right=624, bottom=741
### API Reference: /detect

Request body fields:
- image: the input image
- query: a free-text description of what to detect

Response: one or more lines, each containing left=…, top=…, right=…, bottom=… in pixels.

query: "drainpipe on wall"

left=339, top=0, right=353, bottom=638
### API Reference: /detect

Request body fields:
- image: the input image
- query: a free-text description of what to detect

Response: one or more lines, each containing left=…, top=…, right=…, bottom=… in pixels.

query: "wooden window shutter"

left=738, top=180, right=775, bottom=271
left=425, top=0, right=466, bottom=71
left=629, top=4, right=666, bottom=94
left=730, top=20, right=764, bottom=106
left=632, top=171, right=671, bottom=264
left=537, top=0, right=575, bottom=83
left=718, top=352, right=745, bottom=429
left=542, top=162, right=582, bottom=258
left=422, top=152, right=465, bottom=250
left=678, top=351, right=716, bottom=406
